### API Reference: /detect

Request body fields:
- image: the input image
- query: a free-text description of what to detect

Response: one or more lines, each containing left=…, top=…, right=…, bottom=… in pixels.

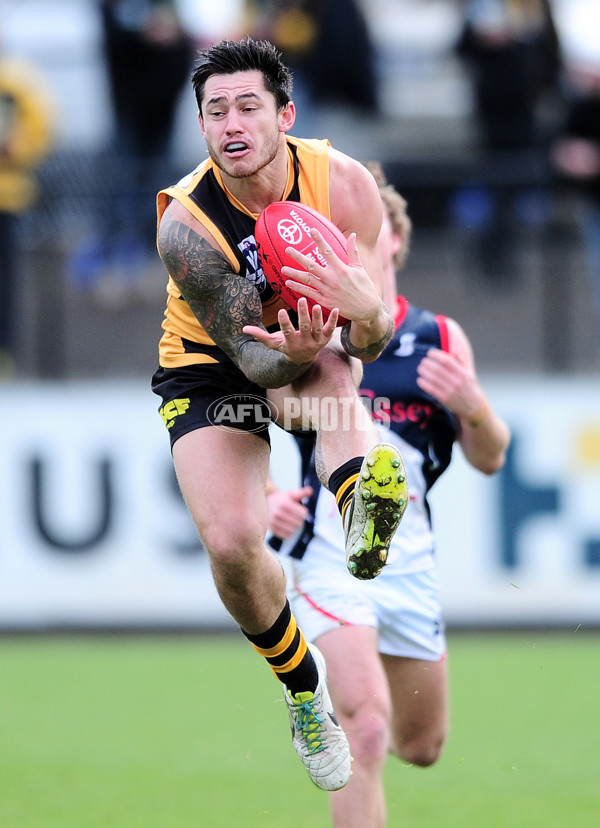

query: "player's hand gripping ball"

left=255, top=201, right=350, bottom=326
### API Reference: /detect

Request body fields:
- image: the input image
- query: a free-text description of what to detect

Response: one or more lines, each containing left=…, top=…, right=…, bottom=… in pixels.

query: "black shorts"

left=151, top=363, right=274, bottom=449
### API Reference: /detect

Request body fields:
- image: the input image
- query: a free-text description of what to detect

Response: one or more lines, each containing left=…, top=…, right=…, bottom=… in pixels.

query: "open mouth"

left=225, top=141, right=249, bottom=154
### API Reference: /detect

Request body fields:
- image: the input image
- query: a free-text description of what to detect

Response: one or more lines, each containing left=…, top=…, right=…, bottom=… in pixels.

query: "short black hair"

left=192, top=37, right=293, bottom=112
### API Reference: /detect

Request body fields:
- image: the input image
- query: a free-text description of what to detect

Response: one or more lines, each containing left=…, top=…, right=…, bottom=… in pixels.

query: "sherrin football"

left=255, top=201, right=350, bottom=326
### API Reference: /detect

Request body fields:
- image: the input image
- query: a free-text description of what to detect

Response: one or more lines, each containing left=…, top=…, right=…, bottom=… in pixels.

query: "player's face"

left=199, top=70, right=294, bottom=179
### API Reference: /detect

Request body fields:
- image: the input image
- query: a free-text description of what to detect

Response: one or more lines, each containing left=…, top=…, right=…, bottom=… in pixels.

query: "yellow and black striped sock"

left=329, top=456, right=364, bottom=526
left=242, top=600, right=318, bottom=696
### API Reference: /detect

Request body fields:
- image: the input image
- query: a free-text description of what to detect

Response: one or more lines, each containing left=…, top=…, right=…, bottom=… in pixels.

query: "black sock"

left=329, top=456, right=363, bottom=526
left=242, top=600, right=318, bottom=695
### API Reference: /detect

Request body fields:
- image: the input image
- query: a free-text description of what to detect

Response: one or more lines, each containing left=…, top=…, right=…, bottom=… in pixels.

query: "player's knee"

left=202, top=518, right=262, bottom=571
left=395, top=732, right=446, bottom=768
left=349, top=710, right=390, bottom=768
left=316, top=345, right=363, bottom=392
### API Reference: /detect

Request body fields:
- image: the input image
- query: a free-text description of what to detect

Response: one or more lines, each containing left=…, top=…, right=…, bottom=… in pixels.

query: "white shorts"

left=288, top=563, right=446, bottom=662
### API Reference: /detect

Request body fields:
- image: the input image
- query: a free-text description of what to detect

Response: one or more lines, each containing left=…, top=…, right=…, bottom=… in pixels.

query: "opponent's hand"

left=243, top=298, right=339, bottom=364
left=281, top=229, right=381, bottom=324
left=416, top=347, right=484, bottom=418
left=267, top=485, right=313, bottom=539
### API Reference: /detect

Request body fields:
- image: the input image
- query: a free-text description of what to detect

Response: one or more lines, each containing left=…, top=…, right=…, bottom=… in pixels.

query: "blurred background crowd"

left=1, top=0, right=599, bottom=380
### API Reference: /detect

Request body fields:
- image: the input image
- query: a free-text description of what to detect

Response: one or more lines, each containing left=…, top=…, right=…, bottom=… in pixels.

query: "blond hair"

left=364, top=161, right=412, bottom=270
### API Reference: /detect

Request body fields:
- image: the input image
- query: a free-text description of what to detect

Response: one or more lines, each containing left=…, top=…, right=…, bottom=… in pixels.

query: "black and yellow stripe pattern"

left=328, top=455, right=364, bottom=527
left=334, top=472, right=360, bottom=528
left=243, top=600, right=317, bottom=695
left=250, top=615, right=307, bottom=677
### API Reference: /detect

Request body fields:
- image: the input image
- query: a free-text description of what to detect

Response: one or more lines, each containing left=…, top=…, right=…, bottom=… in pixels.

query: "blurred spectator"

left=308, top=0, right=378, bottom=112
left=453, top=0, right=561, bottom=282
left=0, top=46, right=54, bottom=376
left=551, top=4, right=600, bottom=354
left=457, top=0, right=560, bottom=150
left=70, top=0, right=194, bottom=306
left=246, top=0, right=378, bottom=136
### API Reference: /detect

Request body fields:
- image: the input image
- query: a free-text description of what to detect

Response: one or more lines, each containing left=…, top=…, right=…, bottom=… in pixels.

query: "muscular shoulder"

left=159, top=197, right=215, bottom=245
left=327, top=148, right=383, bottom=242
left=157, top=197, right=233, bottom=299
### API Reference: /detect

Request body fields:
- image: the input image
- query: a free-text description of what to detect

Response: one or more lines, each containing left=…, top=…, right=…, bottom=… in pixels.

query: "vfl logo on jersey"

left=238, top=235, right=267, bottom=292
left=393, top=333, right=417, bottom=357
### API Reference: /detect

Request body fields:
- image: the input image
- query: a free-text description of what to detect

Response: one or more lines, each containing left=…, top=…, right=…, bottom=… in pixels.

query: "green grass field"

left=1, top=631, right=598, bottom=828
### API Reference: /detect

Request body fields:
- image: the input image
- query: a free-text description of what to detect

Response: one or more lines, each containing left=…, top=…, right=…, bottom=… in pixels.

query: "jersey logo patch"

left=238, top=235, right=267, bottom=292
left=393, top=333, right=417, bottom=357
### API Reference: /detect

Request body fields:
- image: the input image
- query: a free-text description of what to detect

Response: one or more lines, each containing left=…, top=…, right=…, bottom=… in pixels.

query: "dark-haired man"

left=152, top=38, right=408, bottom=791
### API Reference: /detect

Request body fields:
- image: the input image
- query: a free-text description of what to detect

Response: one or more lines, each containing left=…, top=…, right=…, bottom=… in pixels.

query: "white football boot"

left=283, top=644, right=352, bottom=791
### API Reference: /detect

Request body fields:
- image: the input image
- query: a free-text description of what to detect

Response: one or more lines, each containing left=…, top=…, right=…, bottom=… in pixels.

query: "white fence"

left=1, top=377, right=599, bottom=629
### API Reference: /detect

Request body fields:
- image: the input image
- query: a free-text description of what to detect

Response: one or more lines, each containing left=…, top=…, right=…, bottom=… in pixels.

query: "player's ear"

left=279, top=101, right=296, bottom=133
left=198, top=111, right=205, bottom=135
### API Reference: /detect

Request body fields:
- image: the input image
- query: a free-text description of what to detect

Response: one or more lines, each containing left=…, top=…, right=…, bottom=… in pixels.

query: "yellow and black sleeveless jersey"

left=157, top=136, right=332, bottom=368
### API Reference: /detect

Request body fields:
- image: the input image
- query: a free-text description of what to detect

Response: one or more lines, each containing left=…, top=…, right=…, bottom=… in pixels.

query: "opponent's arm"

left=158, top=211, right=333, bottom=388
left=416, top=318, right=511, bottom=475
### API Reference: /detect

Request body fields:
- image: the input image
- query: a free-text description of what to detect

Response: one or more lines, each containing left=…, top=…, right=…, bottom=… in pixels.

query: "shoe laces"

left=290, top=690, right=327, bottom=755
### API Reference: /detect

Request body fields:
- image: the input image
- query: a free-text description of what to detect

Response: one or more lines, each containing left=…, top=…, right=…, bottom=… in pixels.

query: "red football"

left=255, top=201, right=350, bottom=326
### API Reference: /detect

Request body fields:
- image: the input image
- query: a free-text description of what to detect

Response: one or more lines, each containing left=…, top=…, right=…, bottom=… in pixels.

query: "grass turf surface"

left=1, top=631, right=598, bottom=827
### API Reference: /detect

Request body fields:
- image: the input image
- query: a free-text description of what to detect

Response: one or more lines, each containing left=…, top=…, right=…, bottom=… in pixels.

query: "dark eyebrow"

left=206, top=92, right=262, bottom=107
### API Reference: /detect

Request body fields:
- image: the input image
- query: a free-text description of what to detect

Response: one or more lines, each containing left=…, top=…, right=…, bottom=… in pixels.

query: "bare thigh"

left=268, top=341, right=376, bottom=481
left=268, top=337, right=363, bottom=425
left=172, top=425, right=271, bottom=549
left=172, top=426, right=290, bottom=633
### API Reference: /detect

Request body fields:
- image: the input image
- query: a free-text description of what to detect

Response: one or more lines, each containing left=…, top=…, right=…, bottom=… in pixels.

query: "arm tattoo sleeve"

left=158, top=217, right=312, bottom=388
left=340, top=311, right=394, bottom=361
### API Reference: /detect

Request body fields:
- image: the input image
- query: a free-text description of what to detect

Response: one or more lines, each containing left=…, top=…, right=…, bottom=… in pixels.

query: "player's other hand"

left=243, top=298, right=339, bottom=364
left=267, top=485, right=313, bottom=539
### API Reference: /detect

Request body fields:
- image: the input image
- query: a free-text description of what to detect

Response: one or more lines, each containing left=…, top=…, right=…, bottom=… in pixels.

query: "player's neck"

left=219, top=143, right=289, bottom=216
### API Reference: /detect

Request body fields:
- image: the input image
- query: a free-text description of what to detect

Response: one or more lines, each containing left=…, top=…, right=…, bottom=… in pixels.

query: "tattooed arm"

left=340, top=313, right=393, bottom=362
left=158, top=206, right=331, bottom=388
